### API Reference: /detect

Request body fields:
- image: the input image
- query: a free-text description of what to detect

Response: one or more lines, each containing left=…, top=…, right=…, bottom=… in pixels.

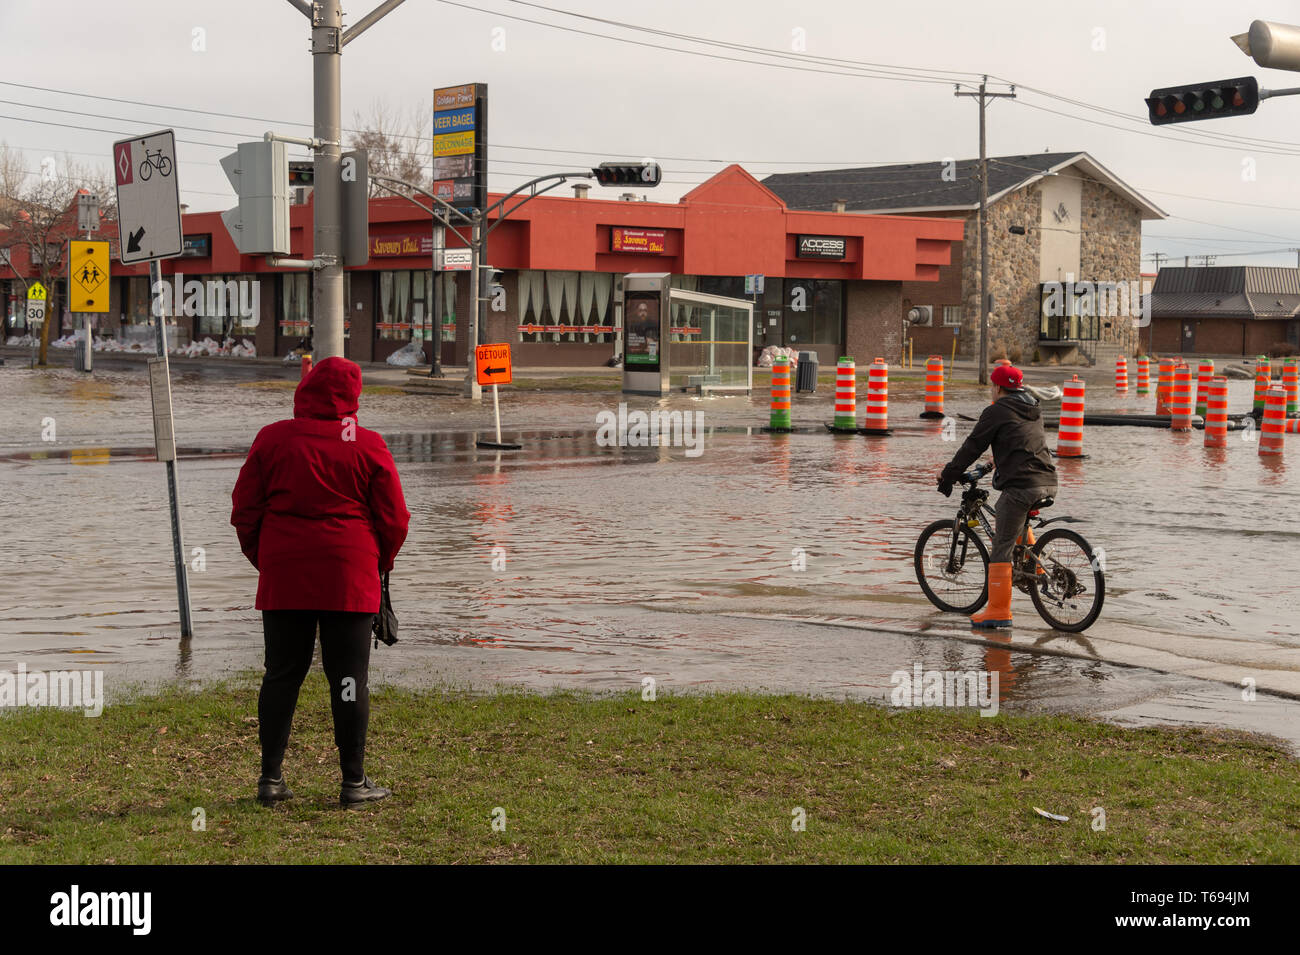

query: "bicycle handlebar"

left=961, top=462, right=993, bottom=484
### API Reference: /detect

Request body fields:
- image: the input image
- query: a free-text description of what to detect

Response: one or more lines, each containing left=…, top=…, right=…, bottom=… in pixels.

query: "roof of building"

left=1148, top=266, right=1300, bottom=319
left=761, top=152, right=1166, bottom=220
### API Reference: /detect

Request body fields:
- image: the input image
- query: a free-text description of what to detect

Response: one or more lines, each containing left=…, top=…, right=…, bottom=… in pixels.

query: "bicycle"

left=913, top=461, right=1105, bottom=632
left=139, top=148, right=173, bottom=181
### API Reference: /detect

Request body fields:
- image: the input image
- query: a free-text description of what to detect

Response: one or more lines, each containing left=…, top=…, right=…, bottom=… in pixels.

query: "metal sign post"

left=26, top=283, right=46, bottom=370
left=147, top=260, right=192, bottom=638
left=115, top=128, right=192, bottom=637
left=474, top=342, right=519, bottom=450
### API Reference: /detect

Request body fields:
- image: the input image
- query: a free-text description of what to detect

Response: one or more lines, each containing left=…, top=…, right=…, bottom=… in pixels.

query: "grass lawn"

left=2, top=678, right=1296, bottom=864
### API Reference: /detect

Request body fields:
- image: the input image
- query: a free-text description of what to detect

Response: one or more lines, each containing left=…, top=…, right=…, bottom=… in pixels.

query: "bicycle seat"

left=1033, top=496, right=1054, bottom=510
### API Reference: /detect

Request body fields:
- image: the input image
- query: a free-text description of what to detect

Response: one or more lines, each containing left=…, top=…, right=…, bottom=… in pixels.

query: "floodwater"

left=1, top=362, right=1298, bottom=751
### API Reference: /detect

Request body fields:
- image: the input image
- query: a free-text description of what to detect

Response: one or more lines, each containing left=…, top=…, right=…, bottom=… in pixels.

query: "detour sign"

left=475, top=343, right=512, bottom=386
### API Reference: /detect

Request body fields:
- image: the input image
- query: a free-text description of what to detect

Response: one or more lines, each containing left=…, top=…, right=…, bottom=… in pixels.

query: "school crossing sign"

left=26, top=281, right=47, bottom=325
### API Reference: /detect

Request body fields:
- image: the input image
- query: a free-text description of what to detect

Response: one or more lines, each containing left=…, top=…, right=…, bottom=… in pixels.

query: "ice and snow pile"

left=385, top=339, right=425, bottom=367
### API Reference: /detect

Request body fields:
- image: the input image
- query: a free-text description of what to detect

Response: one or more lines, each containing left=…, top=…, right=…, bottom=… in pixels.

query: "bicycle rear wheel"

left=914, top=519, right=989, bottom=615
left=1029, top=528, right=1105, bottom=632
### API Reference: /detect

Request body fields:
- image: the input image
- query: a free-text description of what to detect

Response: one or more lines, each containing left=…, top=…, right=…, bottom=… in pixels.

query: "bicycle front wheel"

left=1029, top=528, right=1105, bottom=632
left=914, top=519, right=988, bottom=615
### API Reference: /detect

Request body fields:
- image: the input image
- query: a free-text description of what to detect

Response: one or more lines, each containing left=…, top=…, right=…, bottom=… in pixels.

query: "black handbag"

left=372, top=572, right=398, bottom=648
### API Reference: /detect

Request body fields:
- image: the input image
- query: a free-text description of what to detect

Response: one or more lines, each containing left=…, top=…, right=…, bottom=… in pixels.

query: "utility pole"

left=956, top=76, right=1015, bottom=384
left=286, top=0, right=407, bottom=361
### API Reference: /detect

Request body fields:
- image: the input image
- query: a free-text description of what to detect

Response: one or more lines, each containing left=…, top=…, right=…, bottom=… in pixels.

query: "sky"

left=5, top=0, right=1300, bottom=267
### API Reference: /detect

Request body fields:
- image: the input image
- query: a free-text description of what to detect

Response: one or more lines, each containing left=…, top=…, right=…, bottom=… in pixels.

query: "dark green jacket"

left=941, top=391, right=1057, bottom=491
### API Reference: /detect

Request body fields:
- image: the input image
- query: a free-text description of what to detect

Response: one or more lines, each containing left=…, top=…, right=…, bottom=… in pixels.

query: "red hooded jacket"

left=230, top=357, right=410, bottom=612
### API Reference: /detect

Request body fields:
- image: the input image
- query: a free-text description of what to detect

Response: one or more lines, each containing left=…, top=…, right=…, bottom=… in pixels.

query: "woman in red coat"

left=231, top=357, right=409, bottom=807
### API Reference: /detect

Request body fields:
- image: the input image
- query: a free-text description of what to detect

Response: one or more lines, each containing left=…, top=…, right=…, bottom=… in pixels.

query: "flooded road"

left=2, top=363, right=1298, bottom=750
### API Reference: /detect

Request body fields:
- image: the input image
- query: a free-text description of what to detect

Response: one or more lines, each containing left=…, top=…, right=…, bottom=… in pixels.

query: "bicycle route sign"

left=113, top=129, right=182, bottom=265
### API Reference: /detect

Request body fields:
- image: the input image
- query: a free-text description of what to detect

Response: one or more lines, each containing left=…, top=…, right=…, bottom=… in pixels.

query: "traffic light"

left=1145, top=76, right=1259, bottom=125
left=288, top=161, right=314, bottom=187
left=591, top=162, right=662, bottom=187
left=220, top=141, right=290, bottom=255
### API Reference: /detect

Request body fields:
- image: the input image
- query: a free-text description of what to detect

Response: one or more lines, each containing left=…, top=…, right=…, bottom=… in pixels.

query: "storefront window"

left=376, top=269, right=430, bottom=340
left=280, top=273, right=311, bottom=339
left=518, top=270, right=613, bottom=344
left=784, top=279, right=842, bottom=346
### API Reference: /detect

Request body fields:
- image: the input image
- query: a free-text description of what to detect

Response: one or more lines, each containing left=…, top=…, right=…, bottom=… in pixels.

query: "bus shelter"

left=622, top=272, right=752, bottom=396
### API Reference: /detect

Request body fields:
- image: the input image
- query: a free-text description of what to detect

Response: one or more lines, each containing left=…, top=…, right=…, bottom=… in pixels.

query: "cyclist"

left=936, top=363, right=1057, bottom=629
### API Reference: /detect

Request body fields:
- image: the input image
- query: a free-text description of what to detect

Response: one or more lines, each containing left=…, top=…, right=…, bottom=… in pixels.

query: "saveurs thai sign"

left=370, top=233, right=434, bottom=257
left=611, top=227, right=668, bottom=254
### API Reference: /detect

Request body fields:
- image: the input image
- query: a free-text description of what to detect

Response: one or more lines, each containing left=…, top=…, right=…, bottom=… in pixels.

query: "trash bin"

left=796, top=350, right=818, bottom=393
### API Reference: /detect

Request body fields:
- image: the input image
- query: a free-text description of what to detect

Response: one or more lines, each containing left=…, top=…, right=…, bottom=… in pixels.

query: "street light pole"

left=956, top=76, right=1015, bottom=384
left=285, top=0, right=407, bottom=361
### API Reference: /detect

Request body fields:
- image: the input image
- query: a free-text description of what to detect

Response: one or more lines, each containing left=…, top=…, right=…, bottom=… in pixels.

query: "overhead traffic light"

left=288, top=161, right=315, bottom=187
left=591, top=162, right=662, bottom=187
left=1145, top=76, right=1259, bottom=125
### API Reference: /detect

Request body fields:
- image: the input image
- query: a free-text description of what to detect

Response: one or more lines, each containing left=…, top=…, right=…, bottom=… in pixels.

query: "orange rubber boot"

left=971, top=562, right=1013, bottom=629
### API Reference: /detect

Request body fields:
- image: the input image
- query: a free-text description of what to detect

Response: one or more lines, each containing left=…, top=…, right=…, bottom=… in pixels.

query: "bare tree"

left=348, top=100, right=431, bottom=197
left=0, top=145, right=118, bottom=365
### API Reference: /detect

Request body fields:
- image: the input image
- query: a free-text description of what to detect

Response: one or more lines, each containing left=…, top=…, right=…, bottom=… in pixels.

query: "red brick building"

left=3, top=165, right=962, bottom=367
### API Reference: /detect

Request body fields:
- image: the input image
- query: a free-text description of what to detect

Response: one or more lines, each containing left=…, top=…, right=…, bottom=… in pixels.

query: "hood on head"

left=294, top=356, right=362, bottom=420
left=999, top=388, right=1042, bottom=419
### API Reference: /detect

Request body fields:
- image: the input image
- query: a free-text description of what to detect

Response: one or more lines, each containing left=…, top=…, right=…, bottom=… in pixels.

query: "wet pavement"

left=1, top=362, right=1298, bottom=752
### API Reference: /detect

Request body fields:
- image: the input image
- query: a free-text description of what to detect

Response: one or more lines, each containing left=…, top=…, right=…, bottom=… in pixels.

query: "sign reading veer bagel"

left=611, top=227, right=668, bottom=254
left=796, top=234, right=847, bottom=259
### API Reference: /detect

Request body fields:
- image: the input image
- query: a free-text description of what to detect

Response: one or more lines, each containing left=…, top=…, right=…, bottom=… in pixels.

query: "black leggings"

left=259, top=610, right=372, bottom=784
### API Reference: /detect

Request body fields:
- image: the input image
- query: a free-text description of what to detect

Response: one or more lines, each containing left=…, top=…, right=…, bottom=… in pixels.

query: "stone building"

left=763, top=152, right=1166, bottom=365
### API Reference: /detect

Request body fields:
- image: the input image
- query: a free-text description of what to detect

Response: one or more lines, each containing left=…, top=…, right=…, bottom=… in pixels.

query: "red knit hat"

left=991, top=364, right=1023, bottom=389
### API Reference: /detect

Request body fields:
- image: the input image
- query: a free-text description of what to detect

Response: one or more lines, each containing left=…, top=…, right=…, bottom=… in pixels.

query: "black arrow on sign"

left=484, top=366, right=506, bottom=376
left=127, top=227, right=145, bottom=254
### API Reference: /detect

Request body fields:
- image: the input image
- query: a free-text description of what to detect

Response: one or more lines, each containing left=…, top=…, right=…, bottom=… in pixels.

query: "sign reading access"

left=475, top=342, right=512, bottom=386
left=113, top=129, right=182, bottom=264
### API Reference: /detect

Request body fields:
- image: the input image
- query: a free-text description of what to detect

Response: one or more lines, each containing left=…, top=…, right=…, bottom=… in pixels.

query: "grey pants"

left=991, top=485, right=1057, bottom=563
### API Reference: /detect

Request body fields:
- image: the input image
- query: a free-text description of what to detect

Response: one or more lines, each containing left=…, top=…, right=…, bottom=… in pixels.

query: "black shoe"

left=341, top=776, right=392, bottom=807
left=257, top=775, right=294, bottom=806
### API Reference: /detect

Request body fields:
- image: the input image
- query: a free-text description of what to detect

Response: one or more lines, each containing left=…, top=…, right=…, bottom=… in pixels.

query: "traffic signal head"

left=220, top=141, right=290, bottom=256
left=591, top=162, right=662, bottom=187
left=1146, top=76, right=1259, bottom=125
left=288, top=161, right=315, bottom=187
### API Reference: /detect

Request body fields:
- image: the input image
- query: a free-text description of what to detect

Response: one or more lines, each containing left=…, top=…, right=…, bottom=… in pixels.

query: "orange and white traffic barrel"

left=1253, top=355, right=1271, bottom=417
left=832, top=357, right=856, bottom=430
left=1283, top=358, right=1298, bottom=417
left=862, top=358, right=890, bottom=434
left=1156, top=357, right=1175, bottom=415
left=1115, top=356, right=1128, bottom=392
left=1136, top=355, right=1150, bottom=396
left=1260, top=385, right=1286, bottom=455
left=1171, top=362, right=1193, bottom=431
left=1194, top=359, right=1214, bottom=418
left=1057, top=375, right=1085, bottom=457
left=768, top=357, right=792, bottom=430
left=921, top=355, right=944, bottom=419
left=1204, top=375, right=1229, bottom=448
left=301, top=353, right=313, bottom=379
left=1285, top=418, right=1300, bottom=434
